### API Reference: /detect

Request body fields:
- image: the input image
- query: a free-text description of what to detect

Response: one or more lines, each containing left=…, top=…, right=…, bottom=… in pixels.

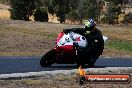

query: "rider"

left=63, top=19, right=104, bottom=67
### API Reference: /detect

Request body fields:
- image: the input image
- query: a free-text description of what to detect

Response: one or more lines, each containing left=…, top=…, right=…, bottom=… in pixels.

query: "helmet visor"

left=85, top=21, right=91, bottom=27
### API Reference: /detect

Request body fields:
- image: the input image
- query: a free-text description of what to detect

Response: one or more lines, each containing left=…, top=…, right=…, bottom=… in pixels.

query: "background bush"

left=34, top=7, right=49, bottom=22
left=8, top=0, right=131, bottom=24
left=123, top=12, right=132, bottom=25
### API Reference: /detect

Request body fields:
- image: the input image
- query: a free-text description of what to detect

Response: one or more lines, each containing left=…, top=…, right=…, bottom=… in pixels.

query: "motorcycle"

left=40, top=30, right=108, bottom=67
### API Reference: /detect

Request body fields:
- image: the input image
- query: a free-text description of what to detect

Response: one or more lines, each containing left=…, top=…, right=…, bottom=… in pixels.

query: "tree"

left=34, top=7, right=49, bottom=22
left=96, top=0, right=105, bottom=22
left=10, top=0, right=42, bottom=21
left=69, top=0, right=79, bottom=10
left=0, top=0, right=10, bottom=4
left=123, top=12, right=132, bottom=26
left=48, top=4, right=54, bottom=15
left=51, top=0, right=70, bottom=23
left=67, top=8, right=78, bottom=23
left=102, top=0, right=122, bottom=24
left=77, top=0, right=98, bottom=23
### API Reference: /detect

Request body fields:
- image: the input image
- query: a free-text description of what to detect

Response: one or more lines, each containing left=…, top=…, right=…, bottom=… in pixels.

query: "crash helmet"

left=84, top=19, right=96, bottom=31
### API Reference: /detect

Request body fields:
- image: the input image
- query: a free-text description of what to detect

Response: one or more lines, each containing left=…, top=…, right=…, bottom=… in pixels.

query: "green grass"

left=106, top=40, right=132, bottom=52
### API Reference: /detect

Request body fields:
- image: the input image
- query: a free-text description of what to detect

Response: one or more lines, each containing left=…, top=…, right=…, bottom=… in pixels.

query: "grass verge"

left=106, top=40, right=132, bottom=53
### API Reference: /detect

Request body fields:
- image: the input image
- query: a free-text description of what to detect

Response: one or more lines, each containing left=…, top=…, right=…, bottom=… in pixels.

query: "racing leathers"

left=63, top=28, right=104, bottom=66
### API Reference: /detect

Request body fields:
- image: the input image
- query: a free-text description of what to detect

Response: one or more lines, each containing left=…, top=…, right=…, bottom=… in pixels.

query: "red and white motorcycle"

left=40, top=31, right=108, bottom=67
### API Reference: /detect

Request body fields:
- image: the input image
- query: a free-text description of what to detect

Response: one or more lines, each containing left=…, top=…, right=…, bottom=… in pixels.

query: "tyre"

left=40, top=49, right=56, bottom=67
left=76, top=55, right=85, bottom=67
left=76, top=57, right=84, bottom=67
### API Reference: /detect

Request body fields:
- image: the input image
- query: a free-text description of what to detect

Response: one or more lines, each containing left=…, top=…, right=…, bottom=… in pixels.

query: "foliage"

left=34, top=7, right=49, bottom=22
left=102, top=1, right=122, bottom=24
left=76, top=0, right=98, bottom=23
left=52, top=0, right=70, bottom=23
left=9, top=0, right=42, bottom=21
left=0, top=0, right=10, bottom=4
left=105, top=0, right=123, bottom=5
left=66, top=8, right=78, bottom=22
left=48, top=4, right=54, bottom=15
left=123, top=12, right=132, bottom=25
left=8, top=0, right=130, bottom=24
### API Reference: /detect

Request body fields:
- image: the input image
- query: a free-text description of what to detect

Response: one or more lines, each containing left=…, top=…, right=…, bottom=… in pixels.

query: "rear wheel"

left=40, top=49, right=56, bottom=67
left=76, top=53, right=86, bottom=67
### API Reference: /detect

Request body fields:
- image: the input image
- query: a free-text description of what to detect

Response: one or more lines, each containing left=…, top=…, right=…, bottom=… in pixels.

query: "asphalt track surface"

left=0, top=56, right=132, bottom=74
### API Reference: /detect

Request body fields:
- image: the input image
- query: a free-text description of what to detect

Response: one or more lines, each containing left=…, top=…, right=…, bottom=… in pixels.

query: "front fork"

left=73, top=42, right=79, bottom=56
left=75, top=47, right=78, bottom=56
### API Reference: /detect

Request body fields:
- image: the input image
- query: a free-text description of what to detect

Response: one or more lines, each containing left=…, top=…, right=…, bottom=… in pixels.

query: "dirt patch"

left=0, top=26, right=55, bottom=56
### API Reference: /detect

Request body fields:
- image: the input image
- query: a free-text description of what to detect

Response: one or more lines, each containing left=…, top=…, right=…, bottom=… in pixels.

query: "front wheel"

left=40, top=49, right=56, bottom=67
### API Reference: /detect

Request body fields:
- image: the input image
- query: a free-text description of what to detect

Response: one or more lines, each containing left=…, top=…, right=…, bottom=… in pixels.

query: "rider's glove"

left=73, top=42, right=79, bottom=49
